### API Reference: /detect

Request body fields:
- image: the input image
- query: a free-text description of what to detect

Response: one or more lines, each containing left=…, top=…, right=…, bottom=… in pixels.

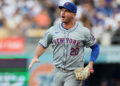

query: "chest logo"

left=53, top=38, right=80, bottom=47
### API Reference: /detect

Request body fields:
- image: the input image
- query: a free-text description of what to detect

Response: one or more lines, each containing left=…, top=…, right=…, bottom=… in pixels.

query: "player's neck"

left=63, top=20, right=76, bottom=30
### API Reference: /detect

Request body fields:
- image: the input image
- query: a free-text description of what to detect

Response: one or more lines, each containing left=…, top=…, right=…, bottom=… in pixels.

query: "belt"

left=57, top=67, right=73, bottom=73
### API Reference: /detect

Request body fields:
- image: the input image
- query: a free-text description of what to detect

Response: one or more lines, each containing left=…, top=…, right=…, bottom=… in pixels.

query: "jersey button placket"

left=64, top=31, right=69, bottom=69
left=63, top=31, right=67, bottom=69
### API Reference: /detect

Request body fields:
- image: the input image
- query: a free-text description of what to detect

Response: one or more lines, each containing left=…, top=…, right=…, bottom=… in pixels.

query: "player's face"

left=60, top=8, right=76, bottom=23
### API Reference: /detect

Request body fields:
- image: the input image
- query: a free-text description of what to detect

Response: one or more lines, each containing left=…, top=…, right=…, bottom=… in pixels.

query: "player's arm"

left=74, top=43, right=99, bottom=80
left=28, top=27, right=53, bottom=69
left=83, top=27, right=100, bottom=72
left=88, top=42, right=100, bottom=73
left=28, top=45, right=46, bottom=69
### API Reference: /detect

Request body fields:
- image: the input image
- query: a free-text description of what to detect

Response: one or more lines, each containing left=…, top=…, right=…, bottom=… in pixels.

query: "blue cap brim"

left=59, top=6, right=64, bottom=9
left=59, top=6, right=74, bottom=13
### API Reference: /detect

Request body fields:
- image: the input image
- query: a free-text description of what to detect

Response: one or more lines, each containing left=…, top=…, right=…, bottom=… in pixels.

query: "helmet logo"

left=65, top=2, right=69, bottom=6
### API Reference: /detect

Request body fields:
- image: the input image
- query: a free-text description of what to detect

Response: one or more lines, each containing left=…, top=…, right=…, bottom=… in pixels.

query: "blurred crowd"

left=0, top=0, right=120, bottom=46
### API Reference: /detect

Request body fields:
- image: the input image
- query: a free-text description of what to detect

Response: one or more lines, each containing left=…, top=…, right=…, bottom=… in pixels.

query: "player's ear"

left=74, top=13, right=76, bottom=16
left=73, top=13, right=76, bottom=18
left=73, top=13, right=76, bottom=16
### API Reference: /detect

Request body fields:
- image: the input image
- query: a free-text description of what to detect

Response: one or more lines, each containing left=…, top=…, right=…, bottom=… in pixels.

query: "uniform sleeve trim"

left=39, top=43, right=47, bottom=49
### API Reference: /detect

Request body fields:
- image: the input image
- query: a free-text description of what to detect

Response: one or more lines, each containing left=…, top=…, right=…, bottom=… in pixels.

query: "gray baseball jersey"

left=39, top=22, right=96, bottom=70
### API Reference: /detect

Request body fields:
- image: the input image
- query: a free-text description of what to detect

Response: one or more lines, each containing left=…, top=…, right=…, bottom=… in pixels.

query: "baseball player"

left=29, top=2, right=100, bottom=86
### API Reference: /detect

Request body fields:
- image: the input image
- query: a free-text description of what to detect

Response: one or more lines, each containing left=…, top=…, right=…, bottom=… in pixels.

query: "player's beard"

left=62, top=15, right=73, bottom=24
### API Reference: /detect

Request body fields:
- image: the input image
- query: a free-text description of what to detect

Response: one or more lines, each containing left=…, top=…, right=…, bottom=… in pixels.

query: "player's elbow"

left=90, top=43, right=100, bottom=51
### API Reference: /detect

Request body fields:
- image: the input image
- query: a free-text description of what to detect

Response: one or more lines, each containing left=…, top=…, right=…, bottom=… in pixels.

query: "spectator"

left=19, top=14, right=33, bottom=36
left=0, top=11, right=4, bottom=28
left=34, top=8, right=52, bottom=29
left=100, top=25, right=113, bottom=46
left=44, top=0, right=56, bottom=26
left=83, top=17, right=93, bottom=30
left=112, top=21, right=120, bottom=44
left=95, top=0, right=115, bottom=17
left=53, top=8, right=61, bottom=25
left=91, top=23, right=104, bottom=43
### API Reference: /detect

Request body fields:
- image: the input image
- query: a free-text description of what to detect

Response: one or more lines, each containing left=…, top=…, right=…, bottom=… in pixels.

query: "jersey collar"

left=59, top=22, right=78, bottom=32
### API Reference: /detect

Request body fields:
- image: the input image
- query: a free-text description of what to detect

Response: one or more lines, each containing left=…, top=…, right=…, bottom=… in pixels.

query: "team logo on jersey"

left=53, top=38, right=81, bottom=47
left=91, top=34, right=95, bottom=41
left=29, top=63, right=54, bottom=86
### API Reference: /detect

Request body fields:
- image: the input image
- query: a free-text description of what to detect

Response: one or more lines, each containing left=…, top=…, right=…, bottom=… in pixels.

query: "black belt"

left=57, top=67, right=73, bottom=73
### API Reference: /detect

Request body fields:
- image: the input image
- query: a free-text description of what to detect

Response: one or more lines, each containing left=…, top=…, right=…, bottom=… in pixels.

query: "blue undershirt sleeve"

left=90, top=43, right=100, bottom=62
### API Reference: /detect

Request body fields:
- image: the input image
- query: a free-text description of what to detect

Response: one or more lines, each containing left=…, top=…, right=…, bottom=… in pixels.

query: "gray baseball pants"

left=53, top=67, right=83, bottom=86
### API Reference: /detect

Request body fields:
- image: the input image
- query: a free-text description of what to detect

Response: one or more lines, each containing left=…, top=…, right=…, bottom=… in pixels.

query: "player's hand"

left=28, top=57, right=40, bottom=69
left=87, top=61, right=94, bottom=77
